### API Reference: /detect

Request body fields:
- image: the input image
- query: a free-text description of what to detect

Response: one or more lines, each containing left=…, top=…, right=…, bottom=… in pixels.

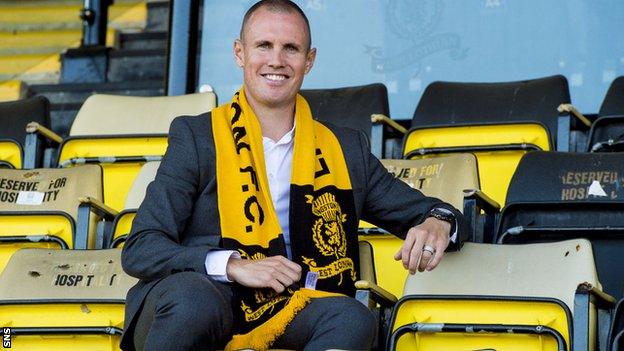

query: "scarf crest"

left=212, top=88, right=359, bottom=350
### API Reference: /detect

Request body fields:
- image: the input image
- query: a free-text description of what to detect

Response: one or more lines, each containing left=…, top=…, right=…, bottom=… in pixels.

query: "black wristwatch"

left=427, top=208, right=455, bottom=227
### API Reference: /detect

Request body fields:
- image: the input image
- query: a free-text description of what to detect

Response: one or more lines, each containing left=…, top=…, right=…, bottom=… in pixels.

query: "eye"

left=284, top=45, right=299, bottom=53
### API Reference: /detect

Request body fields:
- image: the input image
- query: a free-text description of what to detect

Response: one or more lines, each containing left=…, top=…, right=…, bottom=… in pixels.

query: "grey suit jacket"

left=120, top=113, right=467, bottom=349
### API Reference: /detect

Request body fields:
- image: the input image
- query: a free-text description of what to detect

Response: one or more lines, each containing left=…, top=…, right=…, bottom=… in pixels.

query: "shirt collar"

left=263, top=120, right=296, bottom=147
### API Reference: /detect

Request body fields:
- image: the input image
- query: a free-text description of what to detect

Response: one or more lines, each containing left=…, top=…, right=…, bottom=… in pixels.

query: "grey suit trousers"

left=132, top=272, right=376, bottom=351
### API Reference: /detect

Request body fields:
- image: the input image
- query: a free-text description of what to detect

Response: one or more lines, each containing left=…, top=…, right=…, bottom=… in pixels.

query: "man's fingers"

left=418, top=241, right=436, bottom=272
left=268, top=279, right=286, bottom=293
left=262, top=256, right=302, bottom=281
left=276, top=256, right=303, bottom=279
left=426, top=238, right=449, bottom=271
left=400, top=228, right=417, bottom=268
left=394, top=248, right=402, bottom=261
left=426, top=249, right=444, bottom=271
left=272, top=269, right=297, bottom=289
left=407, top=230, right=426, bottom=274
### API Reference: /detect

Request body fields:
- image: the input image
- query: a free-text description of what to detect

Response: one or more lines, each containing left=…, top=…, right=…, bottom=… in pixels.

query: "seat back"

left=499, top=151, right=624, bottom=299
left=59, top=93, right=215, bottom=211
left=360, top=155, right=479, bottom=297
left=599, top=76, right=624, bottom=118
left=110, top=161, right=160, bottom=248
left=301, top=83, right=389, bottom=141
left=405, top=76, right=566, bottom=206
left=0, top=96, right=50, bottom=169
left=392, top=239, right=597, bottom=350
left=0, top=166, right=103, bottom=271
left=609, top=298, right=624, bottom=351
left=0, top=248, right=137, bottom=351
left=587, top=77, right=624, bottom=152
left=380, top=155, right=479, bottom=211
left=412, top=75, right=569, bottom=141
left=69, top=93, right=217, bottom=136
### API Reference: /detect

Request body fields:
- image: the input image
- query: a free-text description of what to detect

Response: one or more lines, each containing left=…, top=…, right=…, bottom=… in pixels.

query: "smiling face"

left=234, top=6, right=316, bottom=111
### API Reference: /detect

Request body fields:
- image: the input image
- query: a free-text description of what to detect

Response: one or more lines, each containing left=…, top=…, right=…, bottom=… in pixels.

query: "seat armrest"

left=463, top=189, right=500, bottom=213
left=79, top=196, right=119, bottom=219
left=355, top=279, right=399, bottom=351
left=573, top=282, right=617, bottom=351
left=371, top=114, right=407, bottom=134
left=578, top=282, right=617, bottom=308
left=463, top=189, right=501, bottom=243
left=26, top=121, right=63, bottom=144
left=558, top=104, right=592, bottom=128
left=75, top=197, right=119, bottom=249
left=355, top=279, right=398, bottom=308
left=24, top=122, right=63, bottom=169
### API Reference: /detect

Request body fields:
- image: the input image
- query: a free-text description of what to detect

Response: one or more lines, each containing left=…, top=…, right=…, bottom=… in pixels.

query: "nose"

left=267, top=48, right=286, bottom=68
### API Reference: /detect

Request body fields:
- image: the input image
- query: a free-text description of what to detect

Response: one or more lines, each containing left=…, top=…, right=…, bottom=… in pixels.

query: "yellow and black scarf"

left=212, top=88, right=359, bottom=350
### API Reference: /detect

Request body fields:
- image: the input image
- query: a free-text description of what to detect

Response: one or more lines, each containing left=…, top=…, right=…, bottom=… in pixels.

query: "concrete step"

left=0, top=0, right=145, bottom=31
left=0, top=29, right=118, bottom=55
left=107, top=49, right=166, bottom=82
left=0, top=80, right=27, bottom=102
left=146, top=0, right=169, bottom=32
left=0, top=1, right=147, bottom=84
left=117, top=31, right=167, bottom=50
left=0, top=53, right=60, bottom=76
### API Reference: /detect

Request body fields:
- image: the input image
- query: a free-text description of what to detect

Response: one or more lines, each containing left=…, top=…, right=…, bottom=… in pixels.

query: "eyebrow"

left=283, top=42, right=301, bottom=51
left=252, top=39, right=302, bottom=51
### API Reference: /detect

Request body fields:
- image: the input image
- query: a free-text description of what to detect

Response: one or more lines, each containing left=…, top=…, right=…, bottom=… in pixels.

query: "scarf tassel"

left=225, top=289, right=341, bottom=351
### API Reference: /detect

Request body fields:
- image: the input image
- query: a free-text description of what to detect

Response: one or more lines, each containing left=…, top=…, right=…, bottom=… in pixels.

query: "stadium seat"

left=107, top=161, right=160, bottom=249
left=0, top=96, right=51, bottom=169
left=301, top=83, right=391, bottom=158
left=401, top=75, right=571, bottom=206
left=0, top=165, right=106, bottom=272
left=28, top=92, right=216, bottom=212
left=382, top=239, right=614, bottom=351
left=0, top=248, right=137, bottom=351
left=495, top=151, right=624, bottom=301
left=609, top=298, right=624, bottom=351
left=586, top=76, right=624, bottom=152
left=358, top=154, right=494, bottom=299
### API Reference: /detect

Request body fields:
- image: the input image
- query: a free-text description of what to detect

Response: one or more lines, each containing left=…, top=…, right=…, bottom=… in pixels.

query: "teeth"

left=265, top=74, right=286, bottom=81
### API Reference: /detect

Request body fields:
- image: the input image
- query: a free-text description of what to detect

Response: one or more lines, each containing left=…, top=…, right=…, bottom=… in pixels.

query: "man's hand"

left=394, top=217, right=451, bottom=274
left=226, top=255, right=302, bottom=293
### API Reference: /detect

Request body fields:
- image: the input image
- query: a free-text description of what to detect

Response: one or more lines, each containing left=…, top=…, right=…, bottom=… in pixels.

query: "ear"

left=234, top=39, right=244, bottom=68
left=304, top=47, right=317, bottom=74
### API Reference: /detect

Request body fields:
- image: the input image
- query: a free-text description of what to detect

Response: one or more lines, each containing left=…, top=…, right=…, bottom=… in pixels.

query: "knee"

left=155, top=272, right=233, bottom=331
left=336, top=298, right=377, bottom=337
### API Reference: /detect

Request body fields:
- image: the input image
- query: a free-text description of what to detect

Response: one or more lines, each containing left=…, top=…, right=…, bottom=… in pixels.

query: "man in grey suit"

left=121, top=1, right=466, bottom=350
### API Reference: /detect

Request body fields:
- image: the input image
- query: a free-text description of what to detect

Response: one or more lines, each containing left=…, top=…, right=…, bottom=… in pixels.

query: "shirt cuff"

left=433, top=207, right=458, bottom=243
left=205, top=250, right=241, bottom=283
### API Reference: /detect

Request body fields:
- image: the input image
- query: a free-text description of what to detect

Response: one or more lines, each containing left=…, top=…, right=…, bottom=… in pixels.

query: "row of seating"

left=2, top=75, right=623, bottom=211
left=357, top=152, right=624, bottom=350
left=1, top=150, right=623, bottom=350
left=1, top=74, right=624, bottom=350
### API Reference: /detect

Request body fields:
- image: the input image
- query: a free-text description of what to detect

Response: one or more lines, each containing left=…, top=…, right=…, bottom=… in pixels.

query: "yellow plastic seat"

left=359, top=154, right=480, bottom=298
left=0, top=248, right=137, bottom=351
left=109, top=161, right=160, bottom=248
left=388, top=239, right=613, bottom=351
left=403, top=123, right=551, bottom=206
left=0, top=140, right=21, bottom=169
left=0, top=165, right=103, bottom=272
left=0, top=96, right=52, bottom=169
left=402, top=76, right=570, bottom=206
left=57, top=92, right=217, bottom=211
